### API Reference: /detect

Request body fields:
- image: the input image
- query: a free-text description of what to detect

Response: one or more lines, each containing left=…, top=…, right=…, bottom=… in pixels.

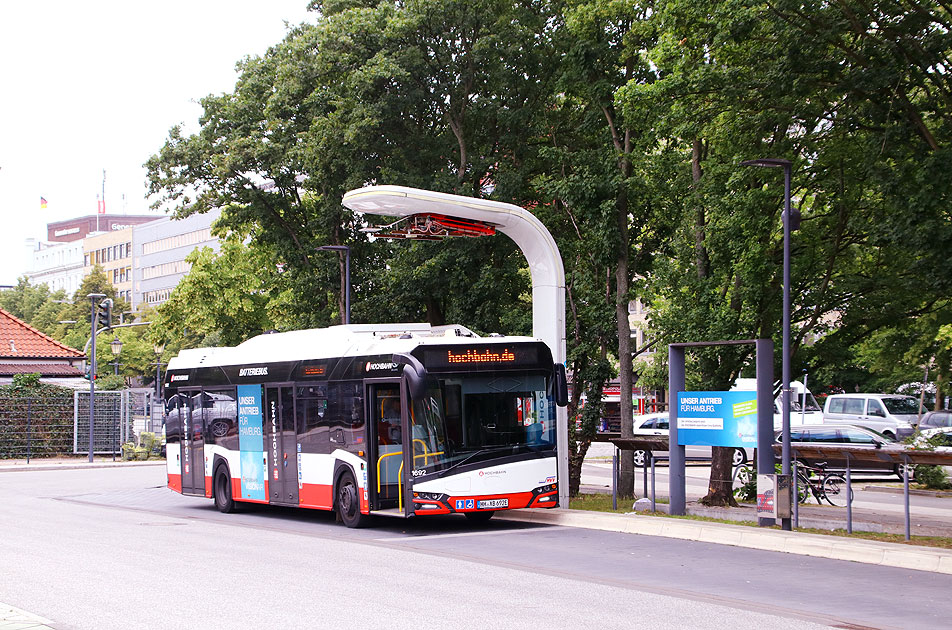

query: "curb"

left=0, top=460, right=165, bottom=473
left=862, top=484, right=952, bottom=498
left=498, top=508, right=952, bottom=575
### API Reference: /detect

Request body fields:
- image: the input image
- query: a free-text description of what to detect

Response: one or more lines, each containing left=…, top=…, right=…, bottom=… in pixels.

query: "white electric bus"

left=163, top=323, right=566, bottom=527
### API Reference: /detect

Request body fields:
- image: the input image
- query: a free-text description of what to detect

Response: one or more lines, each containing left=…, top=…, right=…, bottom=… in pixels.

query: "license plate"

left=477, top=499, right=508, bottom=509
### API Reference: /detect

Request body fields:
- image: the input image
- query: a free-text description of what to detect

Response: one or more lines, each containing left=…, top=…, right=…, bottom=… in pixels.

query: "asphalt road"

left=1, top=466, right=951, bottom=629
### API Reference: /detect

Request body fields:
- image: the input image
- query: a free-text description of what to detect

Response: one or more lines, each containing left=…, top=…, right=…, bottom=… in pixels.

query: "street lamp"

left=109, top=336, right=123, bottom=375
left=317, top=245, right=351, bottom=325
left=741, top=157, right=797, bottom=532
left=153, top=342, right=165, bottom=427
left=86, top=293, right=106, bottom=463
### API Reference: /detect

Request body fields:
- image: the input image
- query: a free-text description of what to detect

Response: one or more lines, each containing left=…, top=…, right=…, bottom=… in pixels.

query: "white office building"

left=132, top=210, right=222, bottom=312
left=25, top=239, right=86, bottom=297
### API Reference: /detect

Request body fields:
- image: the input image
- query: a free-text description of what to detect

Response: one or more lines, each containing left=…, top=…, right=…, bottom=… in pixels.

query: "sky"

left=0, top=1, right=315, bottom=285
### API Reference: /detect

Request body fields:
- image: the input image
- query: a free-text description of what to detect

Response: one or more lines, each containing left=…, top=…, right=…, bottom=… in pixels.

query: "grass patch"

left=568, top=492, right=667, bottom=513
left=568, top=493, right=633, bottom=514
left=569, top=493, right=952, bottom=550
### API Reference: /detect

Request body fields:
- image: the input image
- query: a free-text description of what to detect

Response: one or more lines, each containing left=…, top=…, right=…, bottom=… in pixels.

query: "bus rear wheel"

left=214, top=465, right=236, bottom=513
left=336, top=470, right=369, bottom=528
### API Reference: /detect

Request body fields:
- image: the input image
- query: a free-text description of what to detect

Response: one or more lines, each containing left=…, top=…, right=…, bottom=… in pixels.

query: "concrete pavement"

left=499, top=506, right=952, bottom=575
left=3, top=457, right=952, bottom=628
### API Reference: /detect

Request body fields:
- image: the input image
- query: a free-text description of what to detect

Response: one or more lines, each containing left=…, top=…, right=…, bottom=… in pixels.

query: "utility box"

left=757, top=474, right=792, bottom=519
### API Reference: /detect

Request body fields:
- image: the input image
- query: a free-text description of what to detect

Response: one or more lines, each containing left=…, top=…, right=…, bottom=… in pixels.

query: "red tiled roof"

left=0, top=308, right=85, bottom=359
left=0, top=363, right=83, bottom=376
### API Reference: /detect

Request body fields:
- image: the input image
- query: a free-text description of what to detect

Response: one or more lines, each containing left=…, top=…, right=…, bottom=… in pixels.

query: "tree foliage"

left=137, top=0, right=952, bottom=501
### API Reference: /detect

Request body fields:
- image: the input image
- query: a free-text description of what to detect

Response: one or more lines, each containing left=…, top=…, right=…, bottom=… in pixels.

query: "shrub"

left=915, top=465, right=951, bottom=490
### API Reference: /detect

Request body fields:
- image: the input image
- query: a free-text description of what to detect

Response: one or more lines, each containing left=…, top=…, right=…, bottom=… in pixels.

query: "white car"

left=631, top=412, right=751, bottom=467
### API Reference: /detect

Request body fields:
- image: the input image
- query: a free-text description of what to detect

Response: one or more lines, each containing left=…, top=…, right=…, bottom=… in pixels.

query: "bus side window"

left=297, top=385, right=329, bottom=454
left=202, top=388, right=238, bottom=450
left=328, top=382, right=364, bottom=447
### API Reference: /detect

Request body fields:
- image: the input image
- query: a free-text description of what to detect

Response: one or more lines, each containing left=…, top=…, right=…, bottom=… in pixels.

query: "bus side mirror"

left=554, top=364, right=568, bottom=407
left=393, top=353, right=429, bottom=400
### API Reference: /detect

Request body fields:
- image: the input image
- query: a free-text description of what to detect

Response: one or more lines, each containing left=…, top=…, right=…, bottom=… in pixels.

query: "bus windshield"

left=409, top=372, right=556, bottom=474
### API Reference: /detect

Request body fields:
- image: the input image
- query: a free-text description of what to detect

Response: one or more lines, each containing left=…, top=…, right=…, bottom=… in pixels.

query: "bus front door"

left=367, top=382, right=406, bottom=511
left=264, top=385, right=299, bottom=506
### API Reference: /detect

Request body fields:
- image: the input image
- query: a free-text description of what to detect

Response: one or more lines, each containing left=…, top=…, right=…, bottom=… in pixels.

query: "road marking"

left=0, top=602, right=55, bottom=628
left=374, top=526, right=568, bottom=543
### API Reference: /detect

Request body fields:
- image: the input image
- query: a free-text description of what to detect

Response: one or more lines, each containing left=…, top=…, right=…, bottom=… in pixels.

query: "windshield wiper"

left=444, top=447, right=510, bottom=474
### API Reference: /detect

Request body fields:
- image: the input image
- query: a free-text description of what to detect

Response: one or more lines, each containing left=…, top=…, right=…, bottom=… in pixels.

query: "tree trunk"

left=568, top=439, right=592, bottom=497
left=616, top=252, right=635, bottom=497
left=615, top=163, right=634, bottom=498
left=699, top=446, right=738, bottom=507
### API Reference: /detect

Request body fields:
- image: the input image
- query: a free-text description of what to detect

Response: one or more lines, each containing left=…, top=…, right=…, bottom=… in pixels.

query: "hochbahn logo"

left=239, top=367, right=268, bottom=377
left=365, top=362, right=398, bottom=372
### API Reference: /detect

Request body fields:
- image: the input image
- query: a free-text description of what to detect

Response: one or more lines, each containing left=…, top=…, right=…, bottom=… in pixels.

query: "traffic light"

left=97, top=298, right=113, bottom=330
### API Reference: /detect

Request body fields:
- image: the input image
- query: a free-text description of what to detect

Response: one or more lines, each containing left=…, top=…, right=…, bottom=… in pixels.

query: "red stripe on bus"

left=298, top=483, right=333, bottom=510
left=168, top=473, right=182, bottom=492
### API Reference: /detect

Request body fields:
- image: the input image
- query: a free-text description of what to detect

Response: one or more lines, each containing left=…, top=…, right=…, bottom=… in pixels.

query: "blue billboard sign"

left=676, top=391, right=758, bottom=448
left=237, top=385, right=266, bottom=501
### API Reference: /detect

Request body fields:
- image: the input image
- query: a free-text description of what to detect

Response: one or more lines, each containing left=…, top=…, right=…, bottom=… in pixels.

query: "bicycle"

left=731, top=463, right=756, bottom=502
left=731, top=461, right=854, bottom=508
left=795, top=461, right=853, bottom=507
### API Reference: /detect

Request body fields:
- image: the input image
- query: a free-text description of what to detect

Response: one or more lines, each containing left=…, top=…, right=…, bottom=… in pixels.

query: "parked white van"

left=822, top=393, right=919, bottom=438
left=731, top=378, right=824, bottom=428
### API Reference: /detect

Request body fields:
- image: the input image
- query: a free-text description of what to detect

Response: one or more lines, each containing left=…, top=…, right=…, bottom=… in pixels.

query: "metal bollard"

left=650, top=453, right=656, bottom=512
left=793, top=459, right=798, bottom=529
left=845, top=452, right=852, bottom=534
left=903, top=455, right=911, bottom=542
left=612, top=446, right=618, bottom=511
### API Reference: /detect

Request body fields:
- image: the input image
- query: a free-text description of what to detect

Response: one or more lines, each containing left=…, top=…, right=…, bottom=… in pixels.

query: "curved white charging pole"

left=343, top=185, right=569, bottom=508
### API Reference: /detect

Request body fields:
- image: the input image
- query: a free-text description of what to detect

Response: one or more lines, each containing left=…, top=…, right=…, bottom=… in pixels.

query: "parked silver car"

left=782, top=423, right=901, bottom=476
left=631, top=412, right=750, bottom=467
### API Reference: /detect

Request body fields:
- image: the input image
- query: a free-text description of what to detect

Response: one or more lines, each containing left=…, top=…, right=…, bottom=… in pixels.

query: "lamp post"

left=741, top=157, right=795, bottom=531
left=87, top=293, right=106, bottom=463
left=153, top=342, right=165, bottom=415
left=317, top=245, right=351, bottom=324
left=109, top=336, right=123, bottom=375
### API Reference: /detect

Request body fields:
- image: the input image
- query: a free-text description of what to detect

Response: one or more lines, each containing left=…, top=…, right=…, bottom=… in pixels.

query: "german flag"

left=40, top=197, right=47, bottom=209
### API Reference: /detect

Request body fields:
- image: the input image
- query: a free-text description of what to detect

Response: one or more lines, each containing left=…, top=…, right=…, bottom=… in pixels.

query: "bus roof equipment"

left=343, top=186, right=569, bottom=508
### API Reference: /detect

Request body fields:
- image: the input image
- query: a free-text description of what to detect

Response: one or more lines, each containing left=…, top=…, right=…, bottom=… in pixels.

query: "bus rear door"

left=264, top=385, right=299, bottom=506
left=179, top=392, right=206, bottom=496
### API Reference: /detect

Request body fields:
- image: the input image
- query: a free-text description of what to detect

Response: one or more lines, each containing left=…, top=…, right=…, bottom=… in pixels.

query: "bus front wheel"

left=336, top=470, right=369, bottom=528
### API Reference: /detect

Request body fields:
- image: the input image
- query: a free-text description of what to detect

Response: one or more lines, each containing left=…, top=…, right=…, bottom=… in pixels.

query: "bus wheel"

left=464, top=511, right=495, bottom=523
left=336, top=470, right=369, bottom=528
left=213, top=465, right=236, bottom=514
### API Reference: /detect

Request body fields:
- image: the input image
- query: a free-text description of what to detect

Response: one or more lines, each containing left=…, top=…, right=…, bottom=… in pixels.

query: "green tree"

left=0, top=278, right=57, bottom=325
left=150, top=238, right=277, bottom=348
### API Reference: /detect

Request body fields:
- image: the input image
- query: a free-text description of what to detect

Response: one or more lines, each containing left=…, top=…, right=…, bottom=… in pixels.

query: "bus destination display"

left=420, top=345, right=542, bottom=371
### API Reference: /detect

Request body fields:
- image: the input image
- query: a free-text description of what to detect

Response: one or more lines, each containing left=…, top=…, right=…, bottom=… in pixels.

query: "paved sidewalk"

left=499, top=506, right=952, bottom=575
